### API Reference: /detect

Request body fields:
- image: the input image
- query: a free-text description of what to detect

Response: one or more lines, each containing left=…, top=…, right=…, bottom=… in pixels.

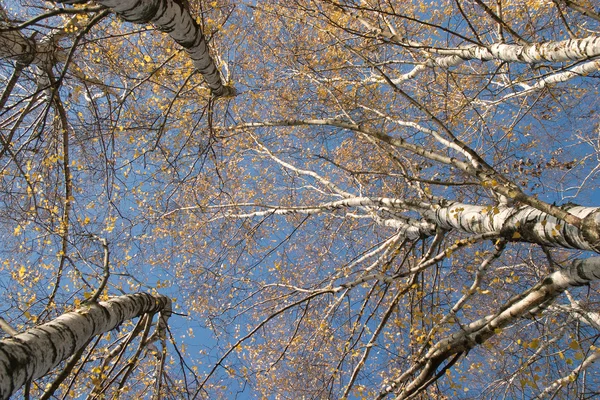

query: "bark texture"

left=426, top=203, right=600, bottom=252
left=440, top=36, right=600, bottom=63
left=0, top=293, right=171, bottom=399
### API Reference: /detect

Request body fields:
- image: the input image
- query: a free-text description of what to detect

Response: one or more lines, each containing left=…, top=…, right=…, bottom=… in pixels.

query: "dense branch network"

left=1, top=0, right=600, bottom=399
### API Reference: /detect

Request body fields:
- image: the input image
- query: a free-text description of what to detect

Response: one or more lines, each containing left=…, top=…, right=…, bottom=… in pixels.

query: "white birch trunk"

left=0, top=293, right=171, bottom=399
left=92, top=0, right=234, bottom=97
left=402, top=35, right=600, bottom=64
left=219, top=194, right=600, bottom=252
left=425, top=203, right=600, bottom=252
left=387, top=257, right=600, bottom=399
left=433, top=257, right=600, bottom=355
left=373, top=10, right=600, bottom=65
left=5, top=1, right=234, bottom=95
left=0, top=6, right=34, bottom=65
left=460, top=36, right=600, bottom=63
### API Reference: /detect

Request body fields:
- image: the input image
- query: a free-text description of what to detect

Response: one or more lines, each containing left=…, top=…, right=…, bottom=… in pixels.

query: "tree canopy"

left=1, top=0, right=600, bottom=398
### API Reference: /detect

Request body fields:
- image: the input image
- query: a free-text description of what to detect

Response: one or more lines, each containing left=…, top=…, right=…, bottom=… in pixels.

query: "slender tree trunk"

left=436, top=36, right=600, bottom=62
left=0, top=293, right=171, bottom=400
left=384, top=257, right=600, bottom=399
left=90, top=0, right=235, bottom=97
left=221, top=192, right=600, bottom=252
left=3, top=1, right=234, bottom=96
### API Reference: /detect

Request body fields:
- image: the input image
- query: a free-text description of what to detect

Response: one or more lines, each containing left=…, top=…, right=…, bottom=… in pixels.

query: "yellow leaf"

left=520, top=379, right=528, bottom=388
left=569, top=340, right=579, bottom=350
left=512, top=232, right=521, bottom=239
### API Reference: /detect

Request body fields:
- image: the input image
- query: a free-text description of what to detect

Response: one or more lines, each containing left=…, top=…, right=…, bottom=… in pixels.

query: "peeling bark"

left=0, top=293, right=171, bottom=400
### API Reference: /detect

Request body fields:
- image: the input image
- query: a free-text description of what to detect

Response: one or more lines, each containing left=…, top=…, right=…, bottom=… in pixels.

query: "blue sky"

left=1, top=1, right=600, bottom=399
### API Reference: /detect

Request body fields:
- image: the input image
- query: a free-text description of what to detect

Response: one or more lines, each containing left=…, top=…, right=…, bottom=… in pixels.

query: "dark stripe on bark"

left=0, top=346, right=18, bottom=397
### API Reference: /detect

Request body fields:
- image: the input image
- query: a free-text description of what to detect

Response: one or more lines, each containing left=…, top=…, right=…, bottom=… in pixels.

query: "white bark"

left=0, top=293, right=171, bottom=399
left=197, top=188, right=600, bottom=252
left=425, top=203, right=600, bottom=252
left=429, top=36, right=600, bottom=63
left=254, top=144, right=354, bottom=198
left=548, top=291, right=600, bottom=329
left=4, top=1, right=234, bottom=95
left=90, top=0, right=234, bottom=97
left=215, top=185, right=600, bottom=252
left=385, top=257, right=600, bottom=399
left=0, top=6, right=34, bottom=65
left=221, top=197, right=435, bottom=240
left=379, top=23, right=600, bottom=64
left=434, top=257, right=600, bottom=354
left=356, top=4, right=600, bottom=65
left=478, top=59, right=600, bottom=106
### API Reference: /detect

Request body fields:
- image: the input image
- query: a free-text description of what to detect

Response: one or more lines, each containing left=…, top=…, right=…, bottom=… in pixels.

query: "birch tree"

left=1, top=0, right=600, bottom=399
left=61, top=0, right=235, bottom=97
left=0, top=0, right=233, bottom=397
left=155, top=1, right=600, bottom=398
left=0, top=293, right=171, bottom=399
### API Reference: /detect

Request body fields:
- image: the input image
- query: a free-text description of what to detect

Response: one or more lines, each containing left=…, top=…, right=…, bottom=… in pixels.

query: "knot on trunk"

left=212, top=84, right=237, bottom=98
left=582, top=209, right=600, bottom=253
